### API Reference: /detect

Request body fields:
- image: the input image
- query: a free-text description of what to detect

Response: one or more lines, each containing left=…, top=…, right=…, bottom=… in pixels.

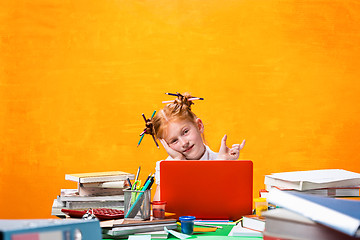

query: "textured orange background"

left=1, top=0, right=360, bottom=218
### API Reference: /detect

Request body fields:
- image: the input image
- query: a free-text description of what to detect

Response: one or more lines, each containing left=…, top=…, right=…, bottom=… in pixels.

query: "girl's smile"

left=164, top=118, right=205, bottom=159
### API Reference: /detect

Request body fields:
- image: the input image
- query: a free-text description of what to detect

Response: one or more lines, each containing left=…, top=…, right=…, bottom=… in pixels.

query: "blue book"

left=268, top=188, right=360, bottom=238
left=0, top=219, right=101, bottom=240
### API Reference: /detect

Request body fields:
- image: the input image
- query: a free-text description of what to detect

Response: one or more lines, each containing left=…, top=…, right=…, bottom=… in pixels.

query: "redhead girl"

left=152, top=93, right=245, bottom=200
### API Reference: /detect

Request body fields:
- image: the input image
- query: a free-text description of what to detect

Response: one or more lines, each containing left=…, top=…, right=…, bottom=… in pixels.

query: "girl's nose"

left=179, top=137, right=189, bottom=149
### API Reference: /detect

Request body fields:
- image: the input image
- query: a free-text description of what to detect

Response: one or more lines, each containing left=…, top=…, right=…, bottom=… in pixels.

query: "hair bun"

left=174, top=92, right=194, bottom=110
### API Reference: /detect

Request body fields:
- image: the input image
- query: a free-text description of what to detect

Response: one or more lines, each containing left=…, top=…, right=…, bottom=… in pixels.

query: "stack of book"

left=100, top=218, right=178, bottom=239
left=263, top=188, right=360, bottom=240
left=262, top=169, right=360, bottom=198
left=243, top=169, right=360, bottom=238
left=52, top=171, right=135, bottom=218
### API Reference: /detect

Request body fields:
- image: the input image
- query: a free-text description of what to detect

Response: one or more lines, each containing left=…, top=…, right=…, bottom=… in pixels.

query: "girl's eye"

left=183, top=129, right=189, bottom=135
left=171, top=139, right=178, bottom=144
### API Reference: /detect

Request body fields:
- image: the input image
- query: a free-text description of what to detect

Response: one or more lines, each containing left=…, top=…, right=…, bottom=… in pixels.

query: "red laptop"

left=160, top=160, right=253, bottom=220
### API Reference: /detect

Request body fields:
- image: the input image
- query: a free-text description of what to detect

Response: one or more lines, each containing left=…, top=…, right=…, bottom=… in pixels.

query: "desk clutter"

left=247, top=169, right=360, bottom=240
left=48, top=168, right=360, bottom=239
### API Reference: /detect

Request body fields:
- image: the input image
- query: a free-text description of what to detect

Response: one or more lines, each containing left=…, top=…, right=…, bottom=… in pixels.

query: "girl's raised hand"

left=217, top=134, right=245, bottom=160
left=159, top=139, right=186, bottom=160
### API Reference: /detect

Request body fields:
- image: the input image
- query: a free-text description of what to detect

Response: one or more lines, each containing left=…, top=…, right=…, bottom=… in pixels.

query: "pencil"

left=151, top=134, right=159, bottom=148
left=188, top=97, right=204, bottom=101
left=162, top=97, right=203, bottom=104
left=194, top=223, right=223, bottom=229
left=165, top=92, right=179, bottom=97
left=137, top=134, right=145, bottom=147
left=150, top=110, right=156, bottom=119
left=162, top=100, right=175, bottom=104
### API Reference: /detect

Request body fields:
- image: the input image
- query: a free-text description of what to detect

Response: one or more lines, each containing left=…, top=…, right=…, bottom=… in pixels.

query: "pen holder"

left=124, top=188, right=151, bottom=220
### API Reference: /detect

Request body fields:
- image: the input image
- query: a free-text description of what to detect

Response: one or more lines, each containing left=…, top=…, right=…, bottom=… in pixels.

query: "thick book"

left=65, top=171, right=135, bottom=183
left=101, top=219, right=177, bottom=237
left=264, top=169, right=360, bottom=191
left=79, top=183, right=125, bottom=196
left=101, top=218, right=177, bottom=228
left=264, top=186, right=360, bottom=197
left=241, top=215, right=266, bottom=232
left=262, top=208, right=359, bottom=240
left=58, top=194, right=124, bottom=202
left=267, top=188, right=360, bottom=238
left=51, top=199, right=66, bottom=217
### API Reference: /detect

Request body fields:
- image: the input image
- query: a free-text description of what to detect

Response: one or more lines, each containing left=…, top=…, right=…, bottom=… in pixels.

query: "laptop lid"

left=160, top=160, right=253, bottom=220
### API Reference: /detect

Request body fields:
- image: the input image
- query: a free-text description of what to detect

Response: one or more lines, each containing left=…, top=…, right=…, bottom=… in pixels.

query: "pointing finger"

left=240, top=139, right=246, bottom=150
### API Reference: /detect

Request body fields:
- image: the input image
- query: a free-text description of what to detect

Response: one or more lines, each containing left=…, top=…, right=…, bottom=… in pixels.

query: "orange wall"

left=1, top=0, right=360, bottom=218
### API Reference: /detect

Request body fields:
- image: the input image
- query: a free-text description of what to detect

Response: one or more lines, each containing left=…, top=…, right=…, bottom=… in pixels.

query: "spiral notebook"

left=160, top=160, right=253, bottom=220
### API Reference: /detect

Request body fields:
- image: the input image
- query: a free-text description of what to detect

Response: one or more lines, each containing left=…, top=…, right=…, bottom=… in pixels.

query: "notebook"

left=160, top=160, right=253, bottom=220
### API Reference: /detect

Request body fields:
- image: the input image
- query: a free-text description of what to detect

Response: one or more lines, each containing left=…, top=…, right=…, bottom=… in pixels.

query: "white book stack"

left=263, top=169, right=360, bottom=198
left=51, top=171, right=135, bottom=218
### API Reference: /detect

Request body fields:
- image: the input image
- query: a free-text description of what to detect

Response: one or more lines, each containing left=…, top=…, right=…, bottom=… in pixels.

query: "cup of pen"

left=179, top=216, right=196, bottom=235
left=124, top=188, right=151, bottom=220
left=151, top=201, right=167, bottom=219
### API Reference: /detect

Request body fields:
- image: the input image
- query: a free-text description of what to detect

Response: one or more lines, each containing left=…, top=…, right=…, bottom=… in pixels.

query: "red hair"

left=152, top=93, right=199, bottom=139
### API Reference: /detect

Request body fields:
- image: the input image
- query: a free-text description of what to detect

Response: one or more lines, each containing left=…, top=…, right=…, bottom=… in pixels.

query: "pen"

left=126, top=178, right=132, bottom=189
left=144, top=172, right=152, bottom=185
left=146, top=174, right=155, bottom=190
left=133, top=166, right=141, bottom=189
left=125, top=175, right=153, bottom=218
left=141, top=174, right=154, bottom=191
left=135, top=166, right=141, bottom=180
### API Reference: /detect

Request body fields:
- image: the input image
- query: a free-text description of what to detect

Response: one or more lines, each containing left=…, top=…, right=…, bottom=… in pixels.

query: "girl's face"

left=163, top=118, right=205, bottom=160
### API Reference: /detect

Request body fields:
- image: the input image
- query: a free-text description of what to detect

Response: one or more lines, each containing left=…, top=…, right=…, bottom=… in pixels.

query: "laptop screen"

left=160, top=160, right=253, bottom=220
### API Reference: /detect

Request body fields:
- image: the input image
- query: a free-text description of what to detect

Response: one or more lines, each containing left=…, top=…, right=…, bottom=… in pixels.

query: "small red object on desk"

left=61, top=208, right=124, bottom=220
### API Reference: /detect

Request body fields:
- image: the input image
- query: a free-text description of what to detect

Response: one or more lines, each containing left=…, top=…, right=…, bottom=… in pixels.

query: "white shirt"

left=154, top=145, right=218, bottom=185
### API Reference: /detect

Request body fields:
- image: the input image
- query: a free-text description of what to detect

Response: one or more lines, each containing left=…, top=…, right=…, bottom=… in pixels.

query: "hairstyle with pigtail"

left=152, top=92, right=204, bottom=140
